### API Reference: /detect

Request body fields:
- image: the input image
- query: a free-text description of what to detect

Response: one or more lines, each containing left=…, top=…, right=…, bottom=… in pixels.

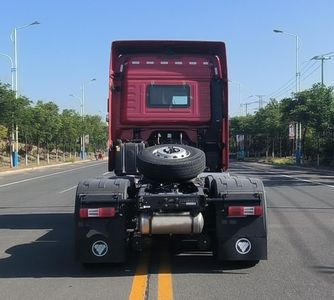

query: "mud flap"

left=212, top=175, right=268, bottom=262
left=215, top=203, right=267, bottom=261
left=75, top=216, right=127, bottom=263
left=216, top=236, right=267, bottom=261
left=74, top=177, right=132, bottom=264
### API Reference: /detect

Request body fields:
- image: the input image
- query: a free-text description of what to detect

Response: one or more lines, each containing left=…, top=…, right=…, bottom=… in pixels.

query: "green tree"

left=84, top=115, right=108, bottom=152
left=35, top=101, right=62, bottom=159
left=0, top=82, right=31, bottom=137
left=60, top=109, right=81, bottom=154
left=299, top=84, right=334, bottom=163
left=254, top=99, right=284, bottom=158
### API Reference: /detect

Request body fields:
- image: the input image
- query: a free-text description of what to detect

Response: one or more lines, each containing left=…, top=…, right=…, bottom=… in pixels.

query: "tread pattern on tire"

left=137, top=144, right=206, bottom=182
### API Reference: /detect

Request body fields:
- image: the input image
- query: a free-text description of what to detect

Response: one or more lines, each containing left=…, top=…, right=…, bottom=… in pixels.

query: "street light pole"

left=296, top=34, right=300, bottom=92
left=13, top=27, right=17, bottom=97
left=10, top=21, right=40, bottom=167
left=81, top=82, right=85, bottom=159
left=273, top=29, right=300, bottom=93
left=0, top=53, right=14, bottom=90
left=0, top=53, right=15, bottom=168
left=12, top=21, right=40, bottom=98
left=311, top=54, right=333, bottom=85
left=273, top=28, right=302, bottom=165
left=81, top=78, right=96, bottom=159
left=69, top=93, right=83, bottom=159
left=71, top=78, right=96, bottom=160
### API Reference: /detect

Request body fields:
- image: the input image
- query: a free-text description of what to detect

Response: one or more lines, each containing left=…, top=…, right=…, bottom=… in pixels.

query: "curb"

left=0, top=159, right=92, bottom=175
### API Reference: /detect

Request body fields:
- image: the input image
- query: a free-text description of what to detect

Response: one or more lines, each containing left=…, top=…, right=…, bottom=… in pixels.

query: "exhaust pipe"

left=139, top=212, right=204, bottom=235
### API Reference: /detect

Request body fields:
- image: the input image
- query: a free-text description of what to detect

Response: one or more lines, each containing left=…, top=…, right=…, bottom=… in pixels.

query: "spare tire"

left=137, top=144, right=206, bottom=182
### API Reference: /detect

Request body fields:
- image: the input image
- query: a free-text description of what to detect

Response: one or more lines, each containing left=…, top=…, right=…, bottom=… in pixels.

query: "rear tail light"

left=79, top=207, right=116, bottom=218
left=228, top=206, right=263, bottom=217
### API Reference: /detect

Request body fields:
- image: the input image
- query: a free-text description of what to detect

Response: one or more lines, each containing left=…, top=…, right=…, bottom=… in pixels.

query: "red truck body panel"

left=121, top=55, right=211, bottom=125
left=108, top=41, right=229, bottom=170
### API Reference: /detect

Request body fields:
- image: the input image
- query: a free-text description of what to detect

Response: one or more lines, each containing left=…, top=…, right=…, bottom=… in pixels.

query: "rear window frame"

left=147, top=84, right=191, bottom=108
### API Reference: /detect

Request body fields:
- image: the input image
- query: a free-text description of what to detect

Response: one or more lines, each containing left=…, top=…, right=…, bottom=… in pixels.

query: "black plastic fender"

left=74, top=177, right=132, bottom=264
left=210, top=175, right=267, bottom=262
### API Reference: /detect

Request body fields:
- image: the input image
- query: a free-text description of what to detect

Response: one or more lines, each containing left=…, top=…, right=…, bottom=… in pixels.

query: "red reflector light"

left=79, top=207, right=116, bottom=218
left=228, top=206, right=263, bottom=217
left=79, top=208, right=88, bottom=218
left=99, top=207, right=116, bottom=217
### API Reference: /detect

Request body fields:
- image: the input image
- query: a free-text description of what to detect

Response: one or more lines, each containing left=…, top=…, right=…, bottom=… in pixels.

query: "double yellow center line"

left=129, top=248, right=173, bottom=300
left=158, top=249, right=173, bottom=300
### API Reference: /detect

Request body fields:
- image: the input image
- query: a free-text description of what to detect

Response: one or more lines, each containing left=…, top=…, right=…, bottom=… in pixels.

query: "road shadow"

left=170, top=252, right=257, bottom=275
left=0, top=213, right=259, bottom=278
left=268, top=206, right=334, bottom=212
left=0, top=213, right=137, bottom=278
left=312, top=266, right=334, bottom=275
left=230, top=171, right=321, bottom=188
left=261, top=176, right=319, bottom=188
left=231, top=162, right=334, bottom=187
left=148, top=238, right=258, bottom=275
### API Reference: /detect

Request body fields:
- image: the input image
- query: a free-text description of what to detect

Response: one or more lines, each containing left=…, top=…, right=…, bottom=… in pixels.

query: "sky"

left=0, top=0, right=333, bottom=117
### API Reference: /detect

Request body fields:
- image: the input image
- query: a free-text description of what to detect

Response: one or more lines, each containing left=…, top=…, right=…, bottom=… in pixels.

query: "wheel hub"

left=153, top=146, right=190, bottom=159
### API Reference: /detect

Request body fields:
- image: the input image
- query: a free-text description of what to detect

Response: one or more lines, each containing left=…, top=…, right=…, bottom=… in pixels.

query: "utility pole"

left=254, top=95, right=265, bottom=110
left=246, top=95, right=266, bottom=112
left=241, top=99, right=259, bottom=115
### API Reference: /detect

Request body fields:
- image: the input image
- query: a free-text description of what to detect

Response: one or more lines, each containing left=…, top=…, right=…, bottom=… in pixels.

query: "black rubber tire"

left=137, top=144, right=206, bottom=182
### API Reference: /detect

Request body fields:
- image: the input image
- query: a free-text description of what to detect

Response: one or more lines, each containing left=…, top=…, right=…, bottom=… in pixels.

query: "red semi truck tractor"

left=75, top=41, right=267, bottom=265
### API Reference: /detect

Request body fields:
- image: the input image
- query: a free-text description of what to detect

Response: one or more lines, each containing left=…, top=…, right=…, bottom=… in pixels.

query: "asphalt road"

left=0, top=160, right=333, bottom=299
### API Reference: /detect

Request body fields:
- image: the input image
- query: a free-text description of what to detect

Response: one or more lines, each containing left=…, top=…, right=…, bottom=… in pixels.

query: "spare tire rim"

left=152, top=146, right=191, bottom=159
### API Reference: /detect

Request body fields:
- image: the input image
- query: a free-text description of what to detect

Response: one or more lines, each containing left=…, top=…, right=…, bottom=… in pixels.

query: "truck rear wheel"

left=137, top=144, right=206, bottom=182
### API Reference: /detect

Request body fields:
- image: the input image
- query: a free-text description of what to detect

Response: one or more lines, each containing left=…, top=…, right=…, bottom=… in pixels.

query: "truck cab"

left=108, top=41, right=229, bottom=172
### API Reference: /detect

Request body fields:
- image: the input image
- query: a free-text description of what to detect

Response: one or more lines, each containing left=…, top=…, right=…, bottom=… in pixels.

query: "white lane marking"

left=278, top=173, right=334, bottom=189
left=232, top=164, right=334, bottom=189
left=0, top=162, right=104, bottom=189
left=59, top=185, right=77, bottom=194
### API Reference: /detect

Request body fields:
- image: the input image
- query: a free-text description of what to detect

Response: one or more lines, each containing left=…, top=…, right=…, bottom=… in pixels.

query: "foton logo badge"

left=235, top=238, right=251, bottom=255
left=92, top=240, right=108, bottom=257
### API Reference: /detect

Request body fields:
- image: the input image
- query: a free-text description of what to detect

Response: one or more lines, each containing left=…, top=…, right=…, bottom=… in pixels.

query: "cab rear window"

left=147, top=85, right=190, bottom=107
